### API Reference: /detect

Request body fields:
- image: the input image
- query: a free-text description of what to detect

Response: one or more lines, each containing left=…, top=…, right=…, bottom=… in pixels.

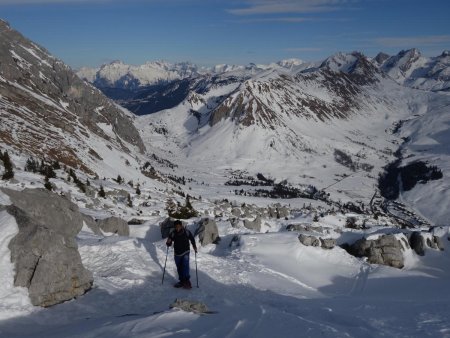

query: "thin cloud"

left=237, top=17, right=314, bottom=23
left=228, top=0, right=355, bottom=15
left=285, top=47, right=323, bottom=52
left=375, top=35, right=450, bottom=48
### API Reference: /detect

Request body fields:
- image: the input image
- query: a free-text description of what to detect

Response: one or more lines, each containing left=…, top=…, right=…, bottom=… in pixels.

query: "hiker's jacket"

left=168, top=228, right=197, bottom=256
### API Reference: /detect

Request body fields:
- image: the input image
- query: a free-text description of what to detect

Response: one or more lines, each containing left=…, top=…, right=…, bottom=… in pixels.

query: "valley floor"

left=1, top=214, right=449, bottom=338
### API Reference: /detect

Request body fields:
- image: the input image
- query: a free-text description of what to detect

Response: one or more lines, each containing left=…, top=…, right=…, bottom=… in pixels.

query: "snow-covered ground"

left=1, top=194, right=449, bottom=337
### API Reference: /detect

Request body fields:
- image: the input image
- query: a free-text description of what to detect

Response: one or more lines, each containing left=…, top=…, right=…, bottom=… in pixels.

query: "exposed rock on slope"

left=0, top=20, right=145, bottom=173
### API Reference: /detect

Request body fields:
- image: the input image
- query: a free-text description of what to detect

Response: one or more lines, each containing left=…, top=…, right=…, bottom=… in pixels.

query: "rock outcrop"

left=346, top=234, right=406, bottom=269
left=81, top=213, right=102, bottom=235
left=298, top=234, right=335, bottom=249
left=243, top=216, right=262, bottom=232
left=2, top=188, right=93, bottom=307
left=97, top=216, right=129, bottom=236
left=194, top=218, right=220, bottom=246
left=409, top=231, right=444, bottom=256
left=298, top=234, right=321, bottom=247
left=320, top=238, right=336, bottom=249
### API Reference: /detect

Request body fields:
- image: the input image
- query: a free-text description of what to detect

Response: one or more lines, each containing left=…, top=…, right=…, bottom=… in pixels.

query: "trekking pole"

left=161, top=246, right=169, bottom=285
left=195, top=251, right=199, bottom=288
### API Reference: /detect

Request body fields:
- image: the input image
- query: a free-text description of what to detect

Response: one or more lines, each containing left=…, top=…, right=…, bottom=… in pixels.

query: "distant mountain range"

left=78, top=49, right=450, bottom=94
left=77, top=49, right=450, bottom=117
left=1, top=18, right=449, bottom=224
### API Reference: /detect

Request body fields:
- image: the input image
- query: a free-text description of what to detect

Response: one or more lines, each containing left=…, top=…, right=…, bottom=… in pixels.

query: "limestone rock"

left=243, top=216, right=262, bottom=232
left=347, top=234, right=405, bottom=269
left=194, top=218, right=220, bottom=246
left=409, top=231, right=425, bottom=256
left=320, top=238, right=336, bottom=249
left=231, top=208, right=241, bottom=217
left=3, top=188, right=93, bottom=307
left=81, top=213, right=102, bottom=235
left=170, top=298, right=210, bottom=314
left=298, top=234, right=320, bottom=247
left=97, top=216, right=129, bottom=236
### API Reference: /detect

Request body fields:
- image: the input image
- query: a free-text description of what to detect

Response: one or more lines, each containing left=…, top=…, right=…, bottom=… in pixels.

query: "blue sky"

left=1, top=0, right=449, bottom=69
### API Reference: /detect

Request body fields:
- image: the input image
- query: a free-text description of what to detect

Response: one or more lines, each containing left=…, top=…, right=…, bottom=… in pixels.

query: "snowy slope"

left=397, top=93, right=450, bottom=225
left=0, top=205, right=449, bottom=337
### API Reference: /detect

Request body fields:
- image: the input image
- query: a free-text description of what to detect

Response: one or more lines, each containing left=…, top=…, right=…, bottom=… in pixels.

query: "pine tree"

left=116, top=175, right=123, bottom=184
left=98, top=185, right=106, bottom=198
left=136, top=184, right=141, bottom=195
left=25, top=157, right=38, bottom=172
left=44, top=176, right=52, bottom=191
left=52, top=160, right=61, bottom=170
left=127, top=193, right=133, bottom=207
left=86, top=178, right=90, bottom=186
left=1, top=151, right=14, bottom=180
left=185, top=195, right=193, bottom=209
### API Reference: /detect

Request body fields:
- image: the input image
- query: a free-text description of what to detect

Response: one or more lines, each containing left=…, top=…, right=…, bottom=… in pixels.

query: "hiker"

left=166, top=220, right=197, bottom=289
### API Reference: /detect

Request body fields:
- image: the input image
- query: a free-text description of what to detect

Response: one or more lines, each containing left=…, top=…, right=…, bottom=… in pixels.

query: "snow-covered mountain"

left=77, top=60, right=200, bottom=90
left=2, top=19, right=450, bottom=338
left=0, top=19, right=145, bottom=177
left=377, top=48, right=450, bottom=91
left=77, top=58, right=317, bottom=91
left=137, top=50, right=450, bottom=225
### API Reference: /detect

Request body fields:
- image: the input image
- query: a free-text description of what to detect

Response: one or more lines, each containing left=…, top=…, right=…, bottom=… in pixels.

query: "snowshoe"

left=182, top=280, right=192, bottom=289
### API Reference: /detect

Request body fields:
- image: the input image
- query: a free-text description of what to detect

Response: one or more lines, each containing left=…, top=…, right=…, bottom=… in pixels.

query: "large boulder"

left=96, top=216, right=129, bottom=236
left=409, top=231, right=444, bottom=255
left=81, top=213, right=102, bottom=235
left=194, top=218, right=220, bottom=246
left=320, top=238, right=336, bottom=249
left=298, top=234, right=321, bottom=247
left=277, top=206, right=290, bottom=219
left=347, top=234, right=405, bottom=269
left=268, top=204, right=290, bottom=219
left=2, top=188, right=93, bottom=307
left=243, top=216, right=262, bottom=232
left=231, top=208, right=242, bottom=217
left=409, top=231, right=425, bottom=256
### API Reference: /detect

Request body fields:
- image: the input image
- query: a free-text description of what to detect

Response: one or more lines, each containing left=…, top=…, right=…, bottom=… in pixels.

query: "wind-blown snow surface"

left=1, top=210, right=450, bottom=337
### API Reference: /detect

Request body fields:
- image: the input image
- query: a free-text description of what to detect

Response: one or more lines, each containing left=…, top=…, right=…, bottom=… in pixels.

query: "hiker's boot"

left=174, top=281, right=183, bottom=288
left=183, top=280, right=192, bottom=289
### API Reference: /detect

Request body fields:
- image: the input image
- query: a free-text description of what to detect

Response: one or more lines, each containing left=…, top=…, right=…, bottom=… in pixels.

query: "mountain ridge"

left=0, top=19, right=145, bottom=175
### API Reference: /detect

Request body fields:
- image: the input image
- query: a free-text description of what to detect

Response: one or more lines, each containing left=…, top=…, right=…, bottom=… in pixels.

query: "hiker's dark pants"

left=174, top=253, right=190, bottom=282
